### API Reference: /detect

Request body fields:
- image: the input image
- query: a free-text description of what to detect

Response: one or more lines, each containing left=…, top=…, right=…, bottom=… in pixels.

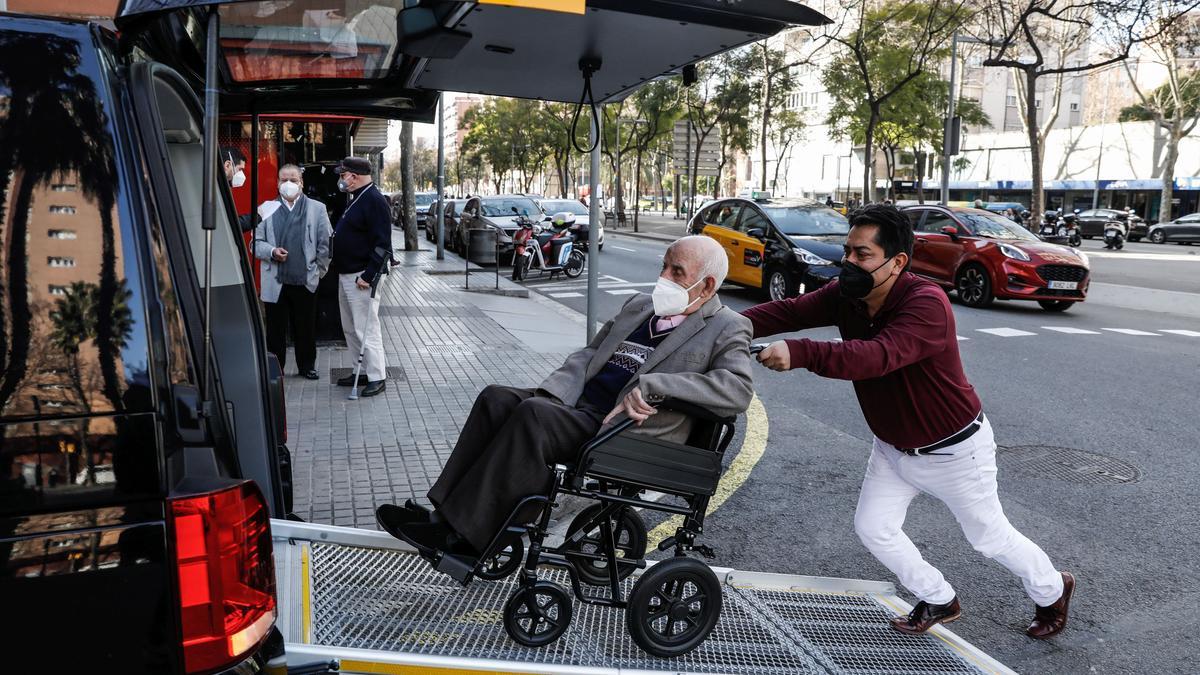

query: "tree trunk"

left=1023, top=70, right=1045, bottom=224
left=0, top=174, right=35, bottom=414
left=1159, top=119, right=1180, bottom=223
left=759, top=45, right=771, bottom=192
left=863, top=107, right=878, bottom=203
left=633, top=150, right=643, bottom=232
left=94, top=201, right=122, bottom=410
left=400, top=122, right=418, bottom=251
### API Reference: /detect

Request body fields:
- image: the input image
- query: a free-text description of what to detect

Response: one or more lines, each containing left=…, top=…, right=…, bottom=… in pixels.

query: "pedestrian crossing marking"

left=1161, top=329, right=1200, bottom=337
left=1041, top=326, right=1102, bottom=334
left=976, top=328, right=1037, bottom=337
left=548, top=292, right=583, bottom=298
left=606, top=289, right=640, bottom=295
left=1102, top=328, right=1160, bottom=336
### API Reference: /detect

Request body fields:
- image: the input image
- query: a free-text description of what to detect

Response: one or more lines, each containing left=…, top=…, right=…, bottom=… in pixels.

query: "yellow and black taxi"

left=689, top=196, right=848, bottom=300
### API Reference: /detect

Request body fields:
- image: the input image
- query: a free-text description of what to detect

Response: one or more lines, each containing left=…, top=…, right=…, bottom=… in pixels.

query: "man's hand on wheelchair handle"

left=604, top=387, right=657, bottom=425
left=756, top=341, right=792, bottom=371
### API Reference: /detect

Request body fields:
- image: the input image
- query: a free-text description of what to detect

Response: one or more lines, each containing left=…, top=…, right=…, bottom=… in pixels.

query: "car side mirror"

left=941, top=225, right=959, bottom=238
left=746, top=228, right=766, bottom=239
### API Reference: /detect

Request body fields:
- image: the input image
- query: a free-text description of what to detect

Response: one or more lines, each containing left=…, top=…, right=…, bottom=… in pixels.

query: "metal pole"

left=586, top=107, right=602, bottom=342
left=436, top=94, right=446, bottom=260
left=494, top=230, right=500, bottom=290
left=200, top=8, right=219, bottom=409
left=941, top=33, right=959, bottom=206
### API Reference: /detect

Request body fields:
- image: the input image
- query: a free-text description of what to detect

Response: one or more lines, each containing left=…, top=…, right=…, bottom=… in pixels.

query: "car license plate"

left=1048, top=280, right=1077, bottom=290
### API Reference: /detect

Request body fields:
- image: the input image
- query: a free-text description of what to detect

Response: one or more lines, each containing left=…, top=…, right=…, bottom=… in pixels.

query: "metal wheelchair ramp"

left=274, top=520, right=1015, bottom=675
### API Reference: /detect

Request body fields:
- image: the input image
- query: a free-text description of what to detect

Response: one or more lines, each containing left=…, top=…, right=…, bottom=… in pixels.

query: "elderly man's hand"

left=756, top=341, right=792, bottom=371
left=603, top=387, right=657, bottom=425
left=356, top=276, right=371, bottom=291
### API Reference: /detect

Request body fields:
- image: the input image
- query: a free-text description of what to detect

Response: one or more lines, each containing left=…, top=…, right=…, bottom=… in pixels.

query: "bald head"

left=658, top=235, right=727, bottom=316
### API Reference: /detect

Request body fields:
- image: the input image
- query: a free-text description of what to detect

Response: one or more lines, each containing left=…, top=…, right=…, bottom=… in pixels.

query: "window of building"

left=1070, top=102, right=1079, bottom=111
left=47, top=229, right=77, bottom=239
left=1006, top=95, right=1017, bottom=106
left=48, top=285, right=68, bottom=296
left=967, top=55, right=984, bottom=67
left=1035, top=99, right=1042, bottom=109
left=48, top=205, right=76, bottom=215
left=47, top=257, right=76, bottom=268
left=51, top=183, right=77, bottom=192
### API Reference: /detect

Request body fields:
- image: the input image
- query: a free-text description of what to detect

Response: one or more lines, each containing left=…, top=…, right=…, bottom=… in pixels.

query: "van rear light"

left=170, top=481, right=276, bottom=674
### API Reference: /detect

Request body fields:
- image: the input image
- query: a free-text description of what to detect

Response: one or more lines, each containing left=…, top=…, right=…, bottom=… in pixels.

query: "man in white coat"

left=254, top=164, right=332, bottom=380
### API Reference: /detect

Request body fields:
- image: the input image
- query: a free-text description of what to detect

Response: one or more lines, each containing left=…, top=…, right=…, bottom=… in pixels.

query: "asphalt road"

left=515, top=233, right=1200, bottom=675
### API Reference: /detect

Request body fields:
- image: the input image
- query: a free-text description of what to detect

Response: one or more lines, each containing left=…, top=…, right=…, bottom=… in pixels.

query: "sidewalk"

left=285, top=238, right=588, bottom=529
left=607, top=212, right=686, bottom=243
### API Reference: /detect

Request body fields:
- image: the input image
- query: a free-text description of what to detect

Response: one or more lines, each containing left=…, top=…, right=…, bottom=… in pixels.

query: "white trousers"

left=338, top=273, right=386, bottom=382
left=854, top=417, right=1064, bottom=607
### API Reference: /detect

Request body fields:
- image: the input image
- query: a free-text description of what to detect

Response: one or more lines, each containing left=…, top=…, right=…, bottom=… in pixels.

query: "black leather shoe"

left=337, top=373, right=368, bottom=387
left=301, top=369, right=319, bottom=380
left=891, top=596, right=961, bottom=635
left=360, top=380, right=386, bottom=397
left=394, top=521, right=454, bottom=556
left=376, top=503, right=428, bottom=539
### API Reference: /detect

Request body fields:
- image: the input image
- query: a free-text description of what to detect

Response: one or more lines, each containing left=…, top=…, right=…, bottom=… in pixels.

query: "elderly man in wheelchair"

left=376, top=235, right=754, bottom=656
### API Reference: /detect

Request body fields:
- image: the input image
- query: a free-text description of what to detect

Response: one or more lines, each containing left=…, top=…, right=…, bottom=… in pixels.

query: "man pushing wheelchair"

left=376, top=234, right=754, bottom=570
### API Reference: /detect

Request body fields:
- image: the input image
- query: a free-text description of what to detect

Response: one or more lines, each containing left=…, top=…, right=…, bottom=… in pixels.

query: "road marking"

left=1161, top=329, right=1200, bottom=337
left=606, top=289, right=640, bottom=295
left=1103, top=328, right=1161, bottom=336
left=1041, top=326, right=1102, bottom=334
left=976, top=328, right=1037, bottom=337
left=548, top=292, right=583, bottom=298
left=647, top=394, right=768, bottom=551
left=957, top=335, right=969, bottom=341
left=609, top=245, right=637, bottom=252
left=1083, top=250, right=1200, bottom=261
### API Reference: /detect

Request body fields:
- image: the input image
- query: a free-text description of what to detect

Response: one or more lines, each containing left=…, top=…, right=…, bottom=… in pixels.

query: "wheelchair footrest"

left=434, top=551, right=476, bottom=586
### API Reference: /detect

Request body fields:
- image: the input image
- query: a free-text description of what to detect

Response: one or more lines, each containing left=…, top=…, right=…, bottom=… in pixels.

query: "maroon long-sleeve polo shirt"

left=742, top=272, right=981, bottom=449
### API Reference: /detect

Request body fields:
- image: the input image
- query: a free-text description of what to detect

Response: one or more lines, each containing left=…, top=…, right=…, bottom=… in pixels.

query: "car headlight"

left=998, top=243, right=1030, bottom=262
left=793, top=248, right=831, bottom=266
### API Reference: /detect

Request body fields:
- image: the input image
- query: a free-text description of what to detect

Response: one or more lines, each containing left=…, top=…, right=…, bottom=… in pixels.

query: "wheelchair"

left=426, top=397, right=738, bottom=658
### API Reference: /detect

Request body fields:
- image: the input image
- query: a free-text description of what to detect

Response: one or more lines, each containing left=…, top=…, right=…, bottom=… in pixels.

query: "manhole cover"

left=328, top=366, right=406, bottom=382
left=1000, top=446, right=1140, bottom=485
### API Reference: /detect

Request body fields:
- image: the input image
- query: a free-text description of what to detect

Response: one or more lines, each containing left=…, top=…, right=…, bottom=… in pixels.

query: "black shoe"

left=360, top=380, right=386, bottom=397
left=337, top=373, right=369, bottom=387
left=890, top=596, right=962, bottom=635
left=301, top=369, right=319, bottom=380
left=376, top=503, right=429, bottom=538
left=393, top=521, right=454, bottom=555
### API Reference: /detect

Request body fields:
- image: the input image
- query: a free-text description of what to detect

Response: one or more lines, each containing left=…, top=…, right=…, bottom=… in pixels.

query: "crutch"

left=349, top=246, right=395, bottom=400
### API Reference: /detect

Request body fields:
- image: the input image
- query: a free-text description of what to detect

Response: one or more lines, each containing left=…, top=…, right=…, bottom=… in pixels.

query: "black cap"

left=334, top=156, right=372, bottom=175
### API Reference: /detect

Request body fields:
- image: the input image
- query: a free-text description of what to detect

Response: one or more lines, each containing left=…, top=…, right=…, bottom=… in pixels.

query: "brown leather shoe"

left=890, top=597, right=961, bottom=635
left=1027, top=572, right=1075, bottom=639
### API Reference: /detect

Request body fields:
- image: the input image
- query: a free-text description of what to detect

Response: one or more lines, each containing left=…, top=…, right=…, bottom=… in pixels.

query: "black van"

left=0, top=2, right=821, bottom=672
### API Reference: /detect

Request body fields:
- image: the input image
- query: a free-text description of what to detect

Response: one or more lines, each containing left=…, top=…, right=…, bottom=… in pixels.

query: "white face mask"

left=652, top=276, right=705, bottom=317
left=230, top=169, right=246, bottom=189
left=279, top=180, right=301, bottom=199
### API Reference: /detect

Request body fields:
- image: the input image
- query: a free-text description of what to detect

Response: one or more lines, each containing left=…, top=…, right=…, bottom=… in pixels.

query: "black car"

left=425, top=199, right=462, bottom=244
left=1147, top=212, right=1200, bottom=244
left=690, top=198, right=846, bottom=300
left=1076, top=208, right=1148, bottom=241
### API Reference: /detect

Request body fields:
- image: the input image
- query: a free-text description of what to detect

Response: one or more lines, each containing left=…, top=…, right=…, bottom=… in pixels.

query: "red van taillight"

left=170, top=481, right=277, bottom=674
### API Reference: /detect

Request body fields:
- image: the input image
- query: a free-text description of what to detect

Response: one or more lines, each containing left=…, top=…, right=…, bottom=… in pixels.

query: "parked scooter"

left=1061, top=209, right=1082, bottom=247
left=512, top=211, right=585, bottom=281
left=1039, top=210, right=1070, bottom=244
left=1103, top=219, right=1127, bottom=250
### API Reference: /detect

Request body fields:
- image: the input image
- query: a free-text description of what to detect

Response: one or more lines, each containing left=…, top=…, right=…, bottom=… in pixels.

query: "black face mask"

left=838, top=257, right=894, bottom=299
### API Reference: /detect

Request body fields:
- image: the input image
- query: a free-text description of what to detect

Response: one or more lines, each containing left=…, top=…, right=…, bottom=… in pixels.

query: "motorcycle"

left=511, top=211, right=585, bottom=281
left=1061, top=209, right=1082, bottom=247
left=1103, top=219, right=1126, bottom=250
left=1039, top=210, right=1070, bottom=245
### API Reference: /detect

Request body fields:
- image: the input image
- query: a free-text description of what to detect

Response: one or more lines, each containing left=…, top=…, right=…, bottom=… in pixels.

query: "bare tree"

left=400, top=121, right=418, bottom=250
left=1120, top=7, right=1200, bottom=222
left=976, top=0, right=1200, bottom=222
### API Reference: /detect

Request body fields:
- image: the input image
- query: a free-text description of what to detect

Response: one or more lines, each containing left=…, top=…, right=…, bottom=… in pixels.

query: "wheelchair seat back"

left=582, top=431, right=722, bottom=497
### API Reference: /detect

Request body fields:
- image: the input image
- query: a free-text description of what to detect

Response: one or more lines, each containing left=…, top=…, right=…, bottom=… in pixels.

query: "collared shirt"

left=741, top=272, right=981, bottom=449
left=654, top=314, right=686, bottom=332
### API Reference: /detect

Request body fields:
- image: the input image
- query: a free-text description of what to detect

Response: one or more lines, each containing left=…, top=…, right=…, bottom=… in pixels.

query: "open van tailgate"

left=273, top=519, right=1016, bottom=675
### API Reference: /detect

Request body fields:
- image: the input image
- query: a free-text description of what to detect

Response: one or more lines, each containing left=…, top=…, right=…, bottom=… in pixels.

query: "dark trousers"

left=264, top=283, right=317, bottom=372
left=429, top=385, right=603, bottom=552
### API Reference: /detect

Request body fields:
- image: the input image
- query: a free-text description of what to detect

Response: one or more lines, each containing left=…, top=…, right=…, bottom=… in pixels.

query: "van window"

left=0, top=29, right=157, bottom=510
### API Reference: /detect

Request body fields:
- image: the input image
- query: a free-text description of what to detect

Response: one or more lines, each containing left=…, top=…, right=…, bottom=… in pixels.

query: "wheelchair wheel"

left=626, top=557, right=722, bottom=658
left=503, top=581, right=573, bottom=648
left=475, top=537, right=524, bottom=581
left=564, top=504, right=647, bottom=586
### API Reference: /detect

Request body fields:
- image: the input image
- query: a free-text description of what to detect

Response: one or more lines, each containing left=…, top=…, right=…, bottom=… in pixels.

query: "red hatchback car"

left=902, top=206, right=1090, bottom=311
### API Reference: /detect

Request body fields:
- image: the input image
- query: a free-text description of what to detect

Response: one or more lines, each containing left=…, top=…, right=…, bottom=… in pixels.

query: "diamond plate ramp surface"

left=308, top=543, right=997, bottom=674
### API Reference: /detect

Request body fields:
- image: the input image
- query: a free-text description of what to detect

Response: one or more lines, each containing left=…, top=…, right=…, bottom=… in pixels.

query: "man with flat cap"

left=330, top=156, right=391, bottom=397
